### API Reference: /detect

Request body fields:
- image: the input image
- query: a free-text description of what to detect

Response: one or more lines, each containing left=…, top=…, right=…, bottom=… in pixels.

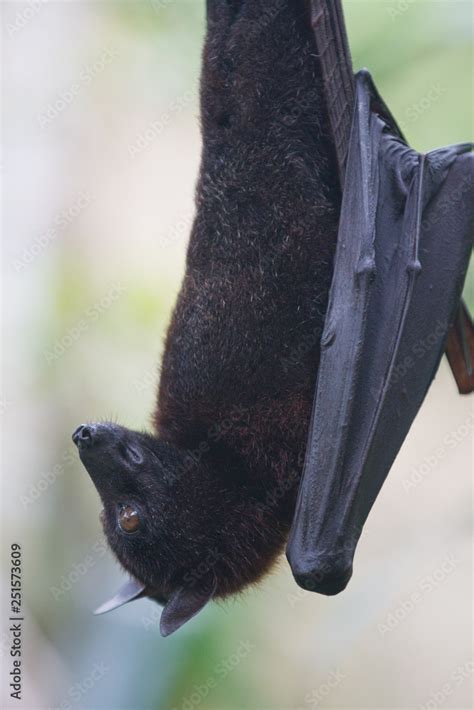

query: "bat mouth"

left=72, top=421, right=141, bottom=467
left=72, top=422, right=127, bottom=493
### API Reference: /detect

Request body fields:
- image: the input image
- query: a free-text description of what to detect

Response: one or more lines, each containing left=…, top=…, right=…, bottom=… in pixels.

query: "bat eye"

left=118, top=505, right=140, bottom=533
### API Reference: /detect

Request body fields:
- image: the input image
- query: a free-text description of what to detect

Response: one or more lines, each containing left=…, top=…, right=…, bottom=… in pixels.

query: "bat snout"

left=72, top=421, right=149, bottom=487
left=72, top=424, right=97, bottom=449
left=72, top=422, right=121, bottom=451
left=72, top=422, right=124, bottom=491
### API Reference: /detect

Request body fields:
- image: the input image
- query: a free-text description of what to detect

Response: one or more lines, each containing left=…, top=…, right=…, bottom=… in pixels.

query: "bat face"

left=72, top=422, right=217, bottom=635
left=73, top=422, right=170, bottom=590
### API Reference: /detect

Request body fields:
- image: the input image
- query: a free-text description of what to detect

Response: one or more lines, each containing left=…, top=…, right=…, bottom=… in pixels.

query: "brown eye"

left=118, top=505, right=140, bottom=533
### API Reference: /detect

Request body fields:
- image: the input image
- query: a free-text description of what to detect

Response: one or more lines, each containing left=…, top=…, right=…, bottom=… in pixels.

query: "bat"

left=73, top=0, right=473, bottom=636
left=74, top=0, right=340, bottom=636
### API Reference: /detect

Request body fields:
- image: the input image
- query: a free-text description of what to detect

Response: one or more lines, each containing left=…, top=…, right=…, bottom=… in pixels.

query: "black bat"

left=74, top=0, right=340, bottom=636
left=73, top=0, right=473, bottom=636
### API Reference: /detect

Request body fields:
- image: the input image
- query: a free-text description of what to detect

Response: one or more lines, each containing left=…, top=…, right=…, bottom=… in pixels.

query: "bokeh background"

left=1, top=1, right=473, bottom=708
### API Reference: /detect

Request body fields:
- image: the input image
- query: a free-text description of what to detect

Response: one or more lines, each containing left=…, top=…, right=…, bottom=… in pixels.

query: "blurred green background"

left=2, top=1, right=473, bottom=708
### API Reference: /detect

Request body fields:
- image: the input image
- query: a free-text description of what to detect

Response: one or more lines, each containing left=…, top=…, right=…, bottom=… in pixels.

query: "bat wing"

left=308, top=0, right=355, bottom=184
left=286, top=69, right=473, bottom=594
left=311, top=0, right=472, bottom=391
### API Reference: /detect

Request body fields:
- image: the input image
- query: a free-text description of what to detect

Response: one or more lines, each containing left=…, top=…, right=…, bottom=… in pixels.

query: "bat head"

left=72, top=422, right=217, bottom=636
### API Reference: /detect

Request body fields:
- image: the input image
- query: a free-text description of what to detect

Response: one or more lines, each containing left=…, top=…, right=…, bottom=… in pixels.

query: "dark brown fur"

left=155, top=0, right=339, bottom=589
left=75, top=0, right=339, bottom=634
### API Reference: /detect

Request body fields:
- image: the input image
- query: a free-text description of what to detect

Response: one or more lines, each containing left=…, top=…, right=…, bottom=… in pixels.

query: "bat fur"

left=74, top=0, right=340, bottom=629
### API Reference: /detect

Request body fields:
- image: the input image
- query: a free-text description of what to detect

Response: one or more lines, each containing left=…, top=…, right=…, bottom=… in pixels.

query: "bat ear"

left=160, top=577, right=217, bottom=637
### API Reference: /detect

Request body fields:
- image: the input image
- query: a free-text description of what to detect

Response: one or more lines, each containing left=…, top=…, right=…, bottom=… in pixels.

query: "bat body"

left=74, top=0, right=340, bottom=635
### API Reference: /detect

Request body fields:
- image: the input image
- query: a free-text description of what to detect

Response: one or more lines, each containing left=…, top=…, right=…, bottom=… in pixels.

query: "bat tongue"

left=94, top=577, right=147, bottom=615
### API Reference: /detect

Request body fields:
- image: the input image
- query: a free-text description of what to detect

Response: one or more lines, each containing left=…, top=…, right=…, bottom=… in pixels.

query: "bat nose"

left=72, top=424, right=97, bottom=448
